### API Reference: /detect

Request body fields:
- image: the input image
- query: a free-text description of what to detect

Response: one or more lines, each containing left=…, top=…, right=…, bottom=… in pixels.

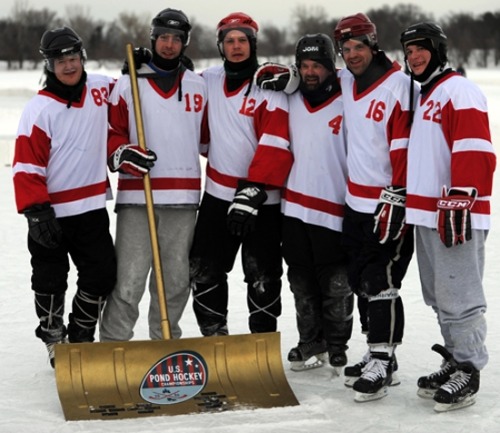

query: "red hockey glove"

left=437, top=186, right=477, bottom=248
left=254, top=62, right=300, bottom=94
left=227, top=180, right=268, bottom=237
left=109, top=144, right=157, bottom=177
left=24, top=203, right=63, bottom=249
left=373, top=186, right=407, bottom=244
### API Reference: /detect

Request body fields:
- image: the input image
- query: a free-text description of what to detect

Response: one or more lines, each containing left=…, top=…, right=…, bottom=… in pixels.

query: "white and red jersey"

left=339, top=61, right=416, bottom=213
left=202, top=65, right=292, bottom=204
left=108, top=67, right=207, bottom=205
left=13, top=73, right=115, bottom=217
left=406, top=72, right=496, bottom=229
left=282, top=90, right=347, bottom=232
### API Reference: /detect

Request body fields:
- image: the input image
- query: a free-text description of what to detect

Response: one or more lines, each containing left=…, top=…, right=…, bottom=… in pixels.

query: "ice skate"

left=417, top=344, right=457, bottom=399
left=433, top=362, right=479, bottom=412
left=352, top=352, right=395, bottom=402
left=288, top=340, right=328, bottom=372
left=345, top=350, right=400, bottom=387
left=329, top=348, right=347, bottom=377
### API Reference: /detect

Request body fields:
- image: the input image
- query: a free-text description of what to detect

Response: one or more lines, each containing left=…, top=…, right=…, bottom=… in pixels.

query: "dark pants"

left=282, top=216, right=353, bottom=351
left=189, top=193, right=283, bottom=335
left=341, top=205, right=414, bottom=346
left=29, top=208, right=116, bottom=342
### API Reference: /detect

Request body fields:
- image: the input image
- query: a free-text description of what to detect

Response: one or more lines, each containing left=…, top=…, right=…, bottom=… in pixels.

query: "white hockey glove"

left=254, top=62, right=300, bottom=94
left=437, top=186, right=477, bottom=248
left=227, top=180, right=268, bottom=237
left=109, top=144, right=157, bottom=177
left=373, top=186, right=407, bottom=244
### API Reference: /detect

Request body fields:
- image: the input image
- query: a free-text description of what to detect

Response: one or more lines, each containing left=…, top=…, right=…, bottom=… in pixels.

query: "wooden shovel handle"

left=126, top=43, right=171, bottom=340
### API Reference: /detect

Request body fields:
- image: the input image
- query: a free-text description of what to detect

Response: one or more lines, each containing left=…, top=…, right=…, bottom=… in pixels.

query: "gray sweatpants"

left=100, top=206, right=196, bottom=341
left=415, top=226, right=488, bottom=370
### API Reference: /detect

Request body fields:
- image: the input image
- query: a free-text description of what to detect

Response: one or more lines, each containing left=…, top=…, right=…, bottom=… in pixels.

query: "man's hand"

left=373, top=186, right=407, bottom=244
left=227, top=180, right=268, bottom=237
left=437, top=186, right=477, bottom=247
left=254, top=62, right=300, bottom=94
left=24, top=203, right=63, bottom=249
left=109, top=144, right=157, bottom=177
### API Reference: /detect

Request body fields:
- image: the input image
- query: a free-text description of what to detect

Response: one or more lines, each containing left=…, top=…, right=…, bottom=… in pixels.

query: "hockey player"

left=401, top=22, right=495, bottom=412
left=332, top=13, right=418, bottom=401
left=100, top=8, right=207, bottom=341
left=189, top=12, right=293, bottom=336
left=275, top=34, right=353, bottom=373
left=12, top=27, right=120, bottom=367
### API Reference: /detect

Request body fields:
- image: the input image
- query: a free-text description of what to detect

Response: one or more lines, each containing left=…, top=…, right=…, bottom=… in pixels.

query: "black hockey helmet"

left=295, top=33, right=335, bottom=71
left=400, top=21, right=448, bottom=66
left=150, top=8, right=191, bottom=46
left=39, top=27, right=86, bottom=71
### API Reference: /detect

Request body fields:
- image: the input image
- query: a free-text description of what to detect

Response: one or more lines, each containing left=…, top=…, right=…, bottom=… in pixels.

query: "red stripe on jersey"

left=13, top=126, right=51, bottom=167
left=118, top=177, right=201, bottom=191
left=49, top=181, right=108, bottom=205
left=452, top=151, right=496, bottom=196
left=14, top=173, right=50, bottom=213
left=347, top=178, right=382, bottom=199
left=442, top=102, right=491, bottom=147
left=407, top=193, right=490, bottom=214
left=248, top=145, right=293, bottom=187
left=284, top=189, right=344, bottom=217
left=206, top=164, right=239, bottom=188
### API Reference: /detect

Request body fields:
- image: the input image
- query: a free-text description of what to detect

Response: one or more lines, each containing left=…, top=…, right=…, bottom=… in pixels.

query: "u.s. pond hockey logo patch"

left=140, top=351, right=208, bottom=404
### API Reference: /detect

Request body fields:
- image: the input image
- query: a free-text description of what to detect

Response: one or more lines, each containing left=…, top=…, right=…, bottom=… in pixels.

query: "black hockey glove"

left=373, top=186, right=407, bottom=244
left=254, top=62, right=300, bottom=94
left=109, top=144, right=157, bottom=177
left=121, top=47, right=152, bottom=75
left=437, top=186, right=477, bottom=248
left=227, top=180, right=268, bottom=237
left=24, top=203, right=63, bottom=249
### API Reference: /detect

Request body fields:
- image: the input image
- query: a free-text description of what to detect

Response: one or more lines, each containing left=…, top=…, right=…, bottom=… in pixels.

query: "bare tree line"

left=1, top=2, right=499, bottom=69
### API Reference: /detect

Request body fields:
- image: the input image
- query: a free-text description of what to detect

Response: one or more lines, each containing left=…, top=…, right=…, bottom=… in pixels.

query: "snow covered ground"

left=1, top=66, right=500, bottom=432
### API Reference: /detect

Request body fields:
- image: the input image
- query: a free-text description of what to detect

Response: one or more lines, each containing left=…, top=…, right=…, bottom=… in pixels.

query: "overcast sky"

left=1, top=0, right=497, bottom=28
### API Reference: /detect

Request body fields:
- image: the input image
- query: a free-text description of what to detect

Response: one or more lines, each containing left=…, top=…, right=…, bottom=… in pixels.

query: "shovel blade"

left=54, top=332, right=298, bottom=420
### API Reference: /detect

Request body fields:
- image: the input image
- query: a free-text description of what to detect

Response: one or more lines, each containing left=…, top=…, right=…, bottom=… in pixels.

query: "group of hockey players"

left=12, top=6, right=494, bottom=415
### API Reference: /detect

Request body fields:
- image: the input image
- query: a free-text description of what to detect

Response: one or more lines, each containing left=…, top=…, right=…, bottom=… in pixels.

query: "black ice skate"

left=433, top=362, right=480, bottom=412
left=345, top=350, right=400, bottom=387
left=329, top=347, right=348, bottom=377
left=288, top=339, right=328, bottom=372
left=417, top=344, right=457, bottom=399
left=352, top=352, right=395, bottom=402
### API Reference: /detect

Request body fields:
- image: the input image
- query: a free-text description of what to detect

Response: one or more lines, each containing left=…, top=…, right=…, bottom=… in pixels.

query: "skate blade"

left=433, top=395, right=476, bottom=412
left=417, top=387, right=436, bottom=399
left=331, top=366, right=343, bottom=377
left=345, top=372, right=400, bottom=388
left=290, top=353, right=328, bottom=372
left=354, top=386, right=389, bottom=402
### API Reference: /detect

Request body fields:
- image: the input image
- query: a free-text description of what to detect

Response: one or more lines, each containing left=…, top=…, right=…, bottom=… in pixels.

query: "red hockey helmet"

left=333, top=13, right=378, bottom=53
left=216, top=12, right=259, bottom=42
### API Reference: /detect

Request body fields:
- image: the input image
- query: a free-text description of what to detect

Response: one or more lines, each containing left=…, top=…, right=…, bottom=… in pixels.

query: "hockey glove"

left=373, top=186, right=407, bottom=244
left=437, top=186, right=477, bottom=248
left=254, top=62, right=300, bottom=94
left=227, top=180, right=268, bottom=237
left=109, top=144, right=157, bottom=177
left=121, top=47, right=152, bottom=75
left=24, top=203, right=63, bottom=249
